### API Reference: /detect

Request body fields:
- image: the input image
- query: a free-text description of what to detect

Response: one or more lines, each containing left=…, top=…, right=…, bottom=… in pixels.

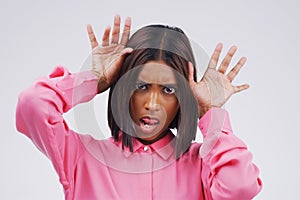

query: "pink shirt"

left=16, top=66, right=262, bottom=200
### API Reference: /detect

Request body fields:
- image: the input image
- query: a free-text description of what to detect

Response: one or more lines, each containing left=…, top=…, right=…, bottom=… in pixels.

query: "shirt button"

left=143, top=146, right=149, bottom=151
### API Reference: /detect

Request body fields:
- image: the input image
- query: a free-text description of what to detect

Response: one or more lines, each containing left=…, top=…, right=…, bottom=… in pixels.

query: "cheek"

left=130, top=93, right=141, bottom=108
left=164, top=98, right=179, bottom=117
left=129, top=94, right=142, bottom=118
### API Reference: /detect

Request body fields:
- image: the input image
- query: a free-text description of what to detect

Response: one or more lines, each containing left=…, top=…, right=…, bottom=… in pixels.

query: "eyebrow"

left=136, top=80, right=177, bottom=88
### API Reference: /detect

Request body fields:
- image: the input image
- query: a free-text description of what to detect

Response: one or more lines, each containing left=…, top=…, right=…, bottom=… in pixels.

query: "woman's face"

left=130, top=61, right=179, bottom=142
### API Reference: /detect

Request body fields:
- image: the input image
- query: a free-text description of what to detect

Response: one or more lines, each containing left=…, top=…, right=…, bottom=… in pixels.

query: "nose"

left=144, top=90, right=160, bottom=111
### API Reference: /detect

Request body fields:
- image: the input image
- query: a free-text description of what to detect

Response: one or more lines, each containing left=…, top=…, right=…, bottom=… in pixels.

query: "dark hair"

left=108, top=24, right=199, bottom=158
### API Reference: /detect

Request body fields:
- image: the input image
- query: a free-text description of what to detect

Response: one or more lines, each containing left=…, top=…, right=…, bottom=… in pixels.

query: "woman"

left=16, top=15, right=262, bottom=199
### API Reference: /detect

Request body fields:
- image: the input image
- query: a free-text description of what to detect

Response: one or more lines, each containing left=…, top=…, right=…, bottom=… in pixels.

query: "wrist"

left=91, top=70, right=108, bottom=94
left=91, top=69, right=101, bottom=80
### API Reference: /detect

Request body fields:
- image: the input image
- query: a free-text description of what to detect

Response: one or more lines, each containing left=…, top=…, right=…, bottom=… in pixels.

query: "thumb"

left=118, top=47, right=133, bottom=62
left=188, top=62, right=195, bottom=83
left=114, top=47, right=133, bottom=67
left=121, top=47, right=133, bottom=55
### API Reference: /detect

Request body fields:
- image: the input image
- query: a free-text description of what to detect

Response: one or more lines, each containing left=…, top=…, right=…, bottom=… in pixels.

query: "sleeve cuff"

left=198, top=107, right=233, bottom=158
left=198, top=107, right=233, bottom=138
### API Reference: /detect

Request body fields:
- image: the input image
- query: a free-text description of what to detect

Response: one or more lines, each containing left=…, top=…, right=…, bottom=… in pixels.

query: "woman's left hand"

left=188, top=43, right=249, bottom=117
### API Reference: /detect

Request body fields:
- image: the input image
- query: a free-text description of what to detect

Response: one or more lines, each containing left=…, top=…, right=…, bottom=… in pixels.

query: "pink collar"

left=109, top=131, right=176, bottom=160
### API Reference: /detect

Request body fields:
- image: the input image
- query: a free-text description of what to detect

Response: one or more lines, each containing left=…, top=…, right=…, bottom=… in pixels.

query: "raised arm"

left=188, top=44, right=262, bottom=199
left=15, top=15, right=132, bottom=189
left=16, top=67, right=98, bottom=188
left=198, top=107, right=262, bottom=199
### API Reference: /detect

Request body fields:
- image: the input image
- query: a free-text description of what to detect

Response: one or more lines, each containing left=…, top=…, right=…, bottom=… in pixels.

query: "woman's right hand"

left=87, top=15, right=133, bottom=93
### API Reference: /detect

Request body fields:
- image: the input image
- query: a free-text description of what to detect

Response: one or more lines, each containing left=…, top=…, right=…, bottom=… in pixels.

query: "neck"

left=137, top=129, right=169, bottom=145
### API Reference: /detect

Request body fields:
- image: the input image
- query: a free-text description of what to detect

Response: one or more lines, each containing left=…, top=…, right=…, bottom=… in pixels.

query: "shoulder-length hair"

left=108, top=25, right=199, bottom=158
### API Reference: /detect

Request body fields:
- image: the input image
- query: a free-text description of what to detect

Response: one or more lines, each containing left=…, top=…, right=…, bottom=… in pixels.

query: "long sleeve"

left=198, top=107, right=262, bottom=200
left=15, top=66, right=98, bottom=190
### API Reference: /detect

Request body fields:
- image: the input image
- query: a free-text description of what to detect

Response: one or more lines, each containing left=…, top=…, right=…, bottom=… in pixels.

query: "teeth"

left=141, top=118, right=158, bottom=129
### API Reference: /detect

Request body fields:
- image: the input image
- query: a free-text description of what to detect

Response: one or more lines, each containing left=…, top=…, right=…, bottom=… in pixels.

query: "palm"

left=192, top=68, right=235, bottom=108
left=188, top=44, right=249, bottom=116
left=87, top=15, right=132, bottom=93
left=91, top=44, right=127, bottom=85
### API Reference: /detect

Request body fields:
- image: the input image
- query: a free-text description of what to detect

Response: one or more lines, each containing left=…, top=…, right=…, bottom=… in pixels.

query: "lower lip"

left=139, top=121, right=159, bottom=135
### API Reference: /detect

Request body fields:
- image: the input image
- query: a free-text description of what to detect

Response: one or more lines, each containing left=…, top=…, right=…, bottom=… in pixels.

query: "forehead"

left=138, top=61, right=176, bottom=84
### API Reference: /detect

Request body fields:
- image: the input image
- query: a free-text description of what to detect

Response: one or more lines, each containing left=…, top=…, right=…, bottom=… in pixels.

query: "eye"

left=136, top=83, right=147, bottom=90
left=163, top=87, right=176, bottom=94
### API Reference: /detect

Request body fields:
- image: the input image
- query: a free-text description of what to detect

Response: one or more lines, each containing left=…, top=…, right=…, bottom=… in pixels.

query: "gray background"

left=1, top=0, right=299, bottom=199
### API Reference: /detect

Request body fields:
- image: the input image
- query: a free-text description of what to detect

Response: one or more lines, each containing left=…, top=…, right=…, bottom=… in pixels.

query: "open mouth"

left=140, top=117, right=159, bottom=126
left=139, top=116, right=160, bottom=135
